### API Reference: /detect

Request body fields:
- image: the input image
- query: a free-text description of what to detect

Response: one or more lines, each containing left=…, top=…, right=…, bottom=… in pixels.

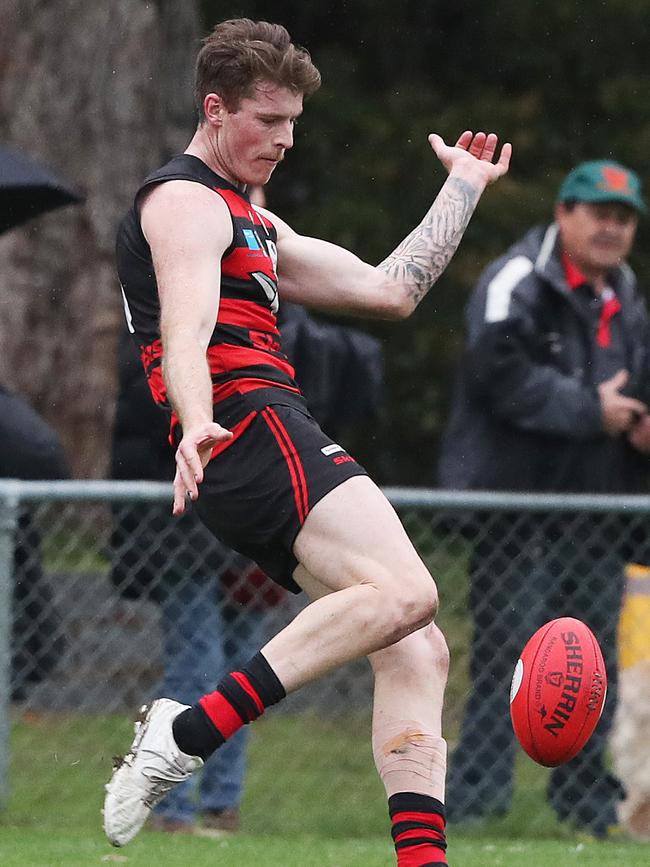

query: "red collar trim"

left=561, top=252, right=588, bottom=290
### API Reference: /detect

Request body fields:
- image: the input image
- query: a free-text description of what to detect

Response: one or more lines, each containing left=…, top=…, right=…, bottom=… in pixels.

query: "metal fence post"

left=0, top=480, right=19, bottom=811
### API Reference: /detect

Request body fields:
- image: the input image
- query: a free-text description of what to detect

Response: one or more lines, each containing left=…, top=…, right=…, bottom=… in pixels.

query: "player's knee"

left=392, top=623, right=449, bottom=679
left=425, top=622, right=450, bottom=680
left=388, top=578, right=438, bottom=642
left=402, top=578, right=439, bottom=630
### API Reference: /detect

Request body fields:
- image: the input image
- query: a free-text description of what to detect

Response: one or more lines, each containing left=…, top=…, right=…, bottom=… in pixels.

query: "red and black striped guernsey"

left=116, top=154, right=306, bottom=440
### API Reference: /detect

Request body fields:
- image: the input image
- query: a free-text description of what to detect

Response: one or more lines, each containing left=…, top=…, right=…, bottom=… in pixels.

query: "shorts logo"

left=333, top=455, right=354, bottom=465
left=321, top=443, right=344, bottom=456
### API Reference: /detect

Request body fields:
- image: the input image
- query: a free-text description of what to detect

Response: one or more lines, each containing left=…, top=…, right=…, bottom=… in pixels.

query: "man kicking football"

left=104, top=17, right=511, bottom=865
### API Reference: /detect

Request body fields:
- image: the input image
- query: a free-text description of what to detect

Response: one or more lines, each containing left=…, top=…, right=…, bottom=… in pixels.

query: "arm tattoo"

left=378, top=176, right=481, bottom=309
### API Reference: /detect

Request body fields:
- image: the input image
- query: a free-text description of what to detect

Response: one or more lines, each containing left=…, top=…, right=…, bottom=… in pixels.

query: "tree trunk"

left=0, top=0, right=200, bottom=477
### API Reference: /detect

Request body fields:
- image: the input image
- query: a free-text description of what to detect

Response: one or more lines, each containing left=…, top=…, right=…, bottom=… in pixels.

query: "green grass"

left=1, top=827, right=649, bottom=867
left=3, top=712, right=649, bottom=865
left=1, top=829, right=649, bottom=867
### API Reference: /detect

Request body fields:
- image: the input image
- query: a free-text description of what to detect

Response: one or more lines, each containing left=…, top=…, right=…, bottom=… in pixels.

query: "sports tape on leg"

left=373, top=720, right=447, bottom=800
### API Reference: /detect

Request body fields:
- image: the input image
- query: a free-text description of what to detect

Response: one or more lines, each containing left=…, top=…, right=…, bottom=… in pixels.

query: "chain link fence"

left=1, top=481, right=649, bottom=839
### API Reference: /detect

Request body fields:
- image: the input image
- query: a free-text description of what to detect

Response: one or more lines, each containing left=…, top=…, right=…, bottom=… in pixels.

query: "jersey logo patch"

left=243, top=228, right=262, bottom=250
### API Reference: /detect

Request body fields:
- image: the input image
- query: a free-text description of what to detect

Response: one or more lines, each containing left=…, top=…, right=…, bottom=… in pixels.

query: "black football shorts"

left=194, top=402, right=367, bottom=593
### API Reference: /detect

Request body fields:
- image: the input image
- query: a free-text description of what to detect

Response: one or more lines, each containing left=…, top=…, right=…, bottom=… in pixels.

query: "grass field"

left=2, top=711, right=649, bottom=866
left=2, top=827, right=649, bottom=867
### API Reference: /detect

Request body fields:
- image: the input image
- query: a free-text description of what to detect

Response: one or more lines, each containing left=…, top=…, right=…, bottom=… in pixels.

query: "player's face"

left=216, top=82, right=303, bottom=186
left=556, top=201, right=638, bottom=276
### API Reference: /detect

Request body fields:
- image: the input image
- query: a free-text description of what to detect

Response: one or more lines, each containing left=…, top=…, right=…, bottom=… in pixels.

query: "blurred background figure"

left=109, top=185, right=385, bottom=835
left=438, top=160, right=650, bottom=837
left=611, top=562, right=650, bottom=840
left=1, top=384, right=70, bottom=701
left=0, top=145, right=82, bottom=701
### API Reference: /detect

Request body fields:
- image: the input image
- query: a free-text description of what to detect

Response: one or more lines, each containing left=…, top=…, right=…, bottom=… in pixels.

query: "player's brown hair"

left=194, top=19, right=321, bottom=119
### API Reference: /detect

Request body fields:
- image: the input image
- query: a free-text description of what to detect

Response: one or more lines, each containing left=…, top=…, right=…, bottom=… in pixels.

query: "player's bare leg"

left=289, top=563, right=448, bottom=796
left=369, top=628, right=449, bottom=864
left=293, top=554, right=450, bottom=864
left=284, top=597, right=450, bottom=864
left=369, top=626, right=448, bottom=801
left=262, top=475, right=438, bottom=689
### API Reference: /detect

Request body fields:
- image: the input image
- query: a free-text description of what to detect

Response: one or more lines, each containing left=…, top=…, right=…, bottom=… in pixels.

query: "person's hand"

left=172, top=421, right=233, bottom=515
left=598, top=369, right=647, bottom=436
left=429, top=131, right=512, bottom=187
left=628, top=412, right=650, bottom=454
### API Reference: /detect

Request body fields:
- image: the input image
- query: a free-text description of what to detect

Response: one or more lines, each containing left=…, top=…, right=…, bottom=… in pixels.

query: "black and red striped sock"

left=172, top=652, right=286, bottom=759
left=389, top=792, right=448, bottom=866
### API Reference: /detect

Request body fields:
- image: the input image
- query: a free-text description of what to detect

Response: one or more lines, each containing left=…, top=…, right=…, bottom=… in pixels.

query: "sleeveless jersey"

left=116, top=154, right=305, bottom=438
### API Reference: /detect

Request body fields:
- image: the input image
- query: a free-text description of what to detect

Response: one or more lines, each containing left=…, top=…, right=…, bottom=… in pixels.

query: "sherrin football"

left=509, top=617, right=607, bottom=767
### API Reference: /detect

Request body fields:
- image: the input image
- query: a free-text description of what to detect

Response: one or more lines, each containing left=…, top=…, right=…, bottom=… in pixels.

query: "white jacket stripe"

left=485, top=256, right=533, bottom=322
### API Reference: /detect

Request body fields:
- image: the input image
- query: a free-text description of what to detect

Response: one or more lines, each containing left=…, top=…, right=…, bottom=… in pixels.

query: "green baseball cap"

left=558, top=159, right=646, bottom=214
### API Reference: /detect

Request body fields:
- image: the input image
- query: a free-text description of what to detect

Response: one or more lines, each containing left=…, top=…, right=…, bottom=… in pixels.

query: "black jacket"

left=0, top=385, right=69, bottom=695
left=438, top=224, right=650, bottom=493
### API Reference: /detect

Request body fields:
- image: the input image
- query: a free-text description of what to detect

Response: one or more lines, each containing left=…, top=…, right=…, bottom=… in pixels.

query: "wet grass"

left=3, top=712, right=649, bottom=865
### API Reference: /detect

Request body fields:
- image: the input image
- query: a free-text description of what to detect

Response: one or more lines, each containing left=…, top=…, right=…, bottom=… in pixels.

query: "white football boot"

left=103, top=698, right=203, bottom=846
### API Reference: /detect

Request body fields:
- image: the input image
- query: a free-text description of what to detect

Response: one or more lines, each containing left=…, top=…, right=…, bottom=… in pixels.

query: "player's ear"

left=204, top=93, right=226, bottom=127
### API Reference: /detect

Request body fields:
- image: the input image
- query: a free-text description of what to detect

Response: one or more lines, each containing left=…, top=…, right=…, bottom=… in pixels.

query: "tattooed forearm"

left=378, top=176, right=481, bottom=310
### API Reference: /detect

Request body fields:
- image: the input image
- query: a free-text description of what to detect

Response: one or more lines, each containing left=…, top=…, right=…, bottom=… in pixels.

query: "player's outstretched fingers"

left=496, top=141, right=512, bottom=175
left=454, top=130, right=474, bottom=151
left=481, top=133, right=498, bottom=163
left=467, top=132, right=487, bottom=158
left=175, top=442, right=202, bottom=504
left=172, top=469, right=188, bottom=516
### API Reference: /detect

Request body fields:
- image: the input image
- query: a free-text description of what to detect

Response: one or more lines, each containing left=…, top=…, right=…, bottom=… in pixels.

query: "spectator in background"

left=110, top=179, right=384, bottom=833
left=0, top=384, right=69, bottom=700
left=438, top=160, right=650, bottom=836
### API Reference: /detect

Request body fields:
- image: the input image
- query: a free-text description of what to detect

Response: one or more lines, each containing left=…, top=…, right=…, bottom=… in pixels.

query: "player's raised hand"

left=172, top=421, right=233, bottom=515
left=429, top=131, right=512, bottom=186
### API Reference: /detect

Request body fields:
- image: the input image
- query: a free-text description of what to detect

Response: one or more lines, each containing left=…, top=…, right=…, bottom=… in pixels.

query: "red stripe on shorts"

left=261, top=407, right=308, bottom=524
left=266, top=407, right=309, bottom=523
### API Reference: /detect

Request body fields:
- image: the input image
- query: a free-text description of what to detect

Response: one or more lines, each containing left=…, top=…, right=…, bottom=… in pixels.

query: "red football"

left=509, top=617, right=607, bottom=767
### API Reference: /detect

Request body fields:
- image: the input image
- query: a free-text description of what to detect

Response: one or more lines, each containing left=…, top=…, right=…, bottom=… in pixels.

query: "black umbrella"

left=0, top=145, right=84, bottom=235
